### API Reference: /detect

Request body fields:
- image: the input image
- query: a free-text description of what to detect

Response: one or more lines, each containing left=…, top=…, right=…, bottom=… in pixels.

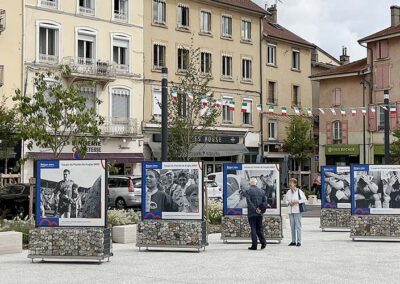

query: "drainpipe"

left=358, top=41, right=374, bottom=164
left=259, top=16, right=265, bottom=163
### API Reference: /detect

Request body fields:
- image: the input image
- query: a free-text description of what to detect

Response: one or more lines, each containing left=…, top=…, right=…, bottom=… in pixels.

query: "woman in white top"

left=286, top=178, right=307, bottom=247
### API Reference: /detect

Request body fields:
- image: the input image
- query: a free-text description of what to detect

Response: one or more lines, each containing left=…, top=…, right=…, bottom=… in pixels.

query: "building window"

left=177, top=4, right=189, bottom=28
left=292, top=85, right=300, bottom=107
left=268, top=81, right=277, bottom=104
left=112, top=35, right=129, bottom=73
left=78, top=0, right=95, bottom=16
left=221, top=15, right=232, bottom=38
left=77, top=30, right=96, bottom=64
left=38, top=23, right=59, bottom=64
left=377, top=105, right=385, bottom=131
left=152, top=87, right=161, bottom=117
left=222, top=97, right=234, bottom=123
left=222, top=55, right=232, bottom=78
left=268, top=120, right=277, bottom=140
left=242, top=58, right=252, bottom=81
left=80, top=86, right=96, bottom=110
left=242, top=100, right=252, bottom=125
left=177, top=47, right=189, bottom=72
left=332, top=121, right=342, bottom=144
left=113, top=0, right=128, bottom=22
left=241, top=20, right=251, bottom=41
left=153, top=0, right=166, bottom=25
left=292, top=49, right=300, bottom=70
left=267, top=44, right=276, bottom=65
left=377, top=40, right=388, bottom=59
left=111, top=88, right=130, bottom=124
left=200, top=10, right=211, bottom=33
left=332, top=88, right=341, bottom=106
left=153, top=43, right=166, bottom=69
left=201, top=52, right=212, bottom=74
left=40, top=0, right=58, bottom=9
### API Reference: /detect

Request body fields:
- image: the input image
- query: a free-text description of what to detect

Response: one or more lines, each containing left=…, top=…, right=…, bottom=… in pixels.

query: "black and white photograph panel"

left=354, top=170, right=381, bottom=210
left=142, top=162, right=203, bottom=220
left=37, top=160, right=106, bottom=227
left=324, top=168, right=351, bottom=207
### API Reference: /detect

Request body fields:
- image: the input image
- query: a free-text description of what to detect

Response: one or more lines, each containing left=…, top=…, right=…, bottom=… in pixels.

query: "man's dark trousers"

left=248, top=215, right=266, bottom=247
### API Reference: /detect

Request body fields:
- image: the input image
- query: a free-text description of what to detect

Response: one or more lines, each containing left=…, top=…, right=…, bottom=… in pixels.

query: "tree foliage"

left=390, top=128, right=400, bottom=163
left=0, top=97, right=19, bottom=173
left=283, top=116, right=315, bottom=162
left=167, top=46, right=221, bottom=161
left=12, top=72, right=104, bottom=158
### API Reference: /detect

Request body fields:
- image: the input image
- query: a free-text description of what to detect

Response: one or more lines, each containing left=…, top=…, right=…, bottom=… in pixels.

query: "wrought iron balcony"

left=114, top=11, right=128, bottom=22
left=79, top=6, right=95, bottom=16
left=100, top=117, right=139, bottom=136
left=40, top=0, right=58, bottom=9
left=0, top=9, right=5, bottom=34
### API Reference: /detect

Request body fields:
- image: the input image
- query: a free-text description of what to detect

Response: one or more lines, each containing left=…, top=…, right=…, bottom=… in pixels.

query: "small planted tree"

left=284, top=116, right=315, bottom=187
left=167, top=46, right=220, bottom=161
left=0, top=98, right=19, bottom=173
left=13, top=72, right=104, bottom=158
left=390, top=128, right=400, bottom=163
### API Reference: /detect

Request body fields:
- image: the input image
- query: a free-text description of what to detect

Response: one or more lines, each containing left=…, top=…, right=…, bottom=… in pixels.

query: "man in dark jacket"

left=244, top=177, right=267, bottom=250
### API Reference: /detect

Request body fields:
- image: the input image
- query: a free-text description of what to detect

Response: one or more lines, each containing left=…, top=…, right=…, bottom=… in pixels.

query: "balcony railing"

left=41, top=0, right=58, bottom=9
left=63, top=57, right=114, bottom=77
left=79, top=6, right=95, bottom=16
left=0, top=65, right=4, bottom=87
left=39, top=54, right=59, bottom=64
left=114, top=11, right=128, bottom=22
left=0, top=9, right=5, bottom=34
left=100, top=117, right=139, bottom=136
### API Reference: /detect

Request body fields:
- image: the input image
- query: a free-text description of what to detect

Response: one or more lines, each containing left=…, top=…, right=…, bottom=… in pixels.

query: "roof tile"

left=311, top=58, right=367, bottom=78
left=359, top=25, right=400, bottom=42
left=263, top=19, right=313, bottom=47
left=212, top=0, right=266, bottom=14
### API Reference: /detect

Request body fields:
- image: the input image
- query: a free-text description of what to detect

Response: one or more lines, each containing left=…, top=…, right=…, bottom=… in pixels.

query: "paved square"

left=0, top=218, right=399, bottom=284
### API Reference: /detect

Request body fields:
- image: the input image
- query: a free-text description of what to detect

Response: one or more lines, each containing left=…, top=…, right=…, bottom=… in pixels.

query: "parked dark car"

left=0, top=184, right=35, bottom=219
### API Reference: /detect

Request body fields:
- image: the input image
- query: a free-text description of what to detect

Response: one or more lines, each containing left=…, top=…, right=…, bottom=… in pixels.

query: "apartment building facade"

left=262, top=5, right=314, bottom=186
left=0, top=0, right=145, bottom=180
left=143, top=0, right=266, bottom=175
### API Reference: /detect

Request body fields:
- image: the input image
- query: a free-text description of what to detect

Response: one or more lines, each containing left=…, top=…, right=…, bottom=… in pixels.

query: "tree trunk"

left=298, top=160, right=302, bottom=189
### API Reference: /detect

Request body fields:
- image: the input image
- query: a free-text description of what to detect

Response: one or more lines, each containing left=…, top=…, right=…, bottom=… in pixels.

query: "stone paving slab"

left=0, top=218, right=399, bottom=284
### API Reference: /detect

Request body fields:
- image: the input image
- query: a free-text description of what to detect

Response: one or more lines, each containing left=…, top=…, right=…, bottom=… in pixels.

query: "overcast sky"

left=254, top=0, right=398, bottom=61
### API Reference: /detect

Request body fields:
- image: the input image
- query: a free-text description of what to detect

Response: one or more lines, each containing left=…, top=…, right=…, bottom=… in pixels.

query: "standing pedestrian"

left=286, top=178, right=307, bottom=247
left=244, top=177, right=267, bottom=250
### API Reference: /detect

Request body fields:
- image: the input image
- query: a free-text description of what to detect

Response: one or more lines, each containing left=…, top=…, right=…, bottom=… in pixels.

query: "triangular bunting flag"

left=216, top=100, right=222, bottom=108
left=340, top=107, right=346, bottom=116
left=256, top=104, right=263, bottom=113
left=187, top=92, right=193, bottom=102
left=390, top=105, right=396, bottom=114
left=171, top=91, right=178, bottom=101
left=370, top=106, right=376, bottom=113
left=241, top=102, right=248, bottom=113
left=361, top=107, right=367, bottom=115
left=228, top=101, right=235, bottom=111
left=268, top=105, right=274, bottom=116
left=307, top=108, right=312, bottom=117
left=351, top=108, right=356, bottom=116
left=330, top=108, right=336, bottom=115
left=281, top=106, right=287, bottom=116
left=293, top=107, right=300, bottom=115
left=381, top=105, right=388, bottom=111
left=318, top=108, right=325, bottom=114
left=201, top=97, right=208, bottom=107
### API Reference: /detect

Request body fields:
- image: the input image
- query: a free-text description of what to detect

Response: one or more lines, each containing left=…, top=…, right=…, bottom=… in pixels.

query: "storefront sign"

left=326, top=145, right=359, bottom=156
left=153, top=133, right=239, bottom=144
left=373, top=144, right=385, bottom=155
left=86, top=141, right=101, bottom=153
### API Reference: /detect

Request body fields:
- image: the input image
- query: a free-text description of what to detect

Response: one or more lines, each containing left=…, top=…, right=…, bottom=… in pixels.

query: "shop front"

left=22, top=138, right=144, bottom=182
left=373, top=144, right=385, bottom=164
left=146, top=133, right=249, bottom=176
left=325, top=144, right=360, bottom=166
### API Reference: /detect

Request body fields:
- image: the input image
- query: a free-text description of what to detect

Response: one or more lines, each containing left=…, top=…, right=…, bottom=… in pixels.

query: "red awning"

left=27, top=152, right=144, bottom=163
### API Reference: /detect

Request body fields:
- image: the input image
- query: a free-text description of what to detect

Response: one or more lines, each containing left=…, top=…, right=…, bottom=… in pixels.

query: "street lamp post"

left=161, top=67, right=168, bottom=162
left=384, top=90, right=390, bottom=164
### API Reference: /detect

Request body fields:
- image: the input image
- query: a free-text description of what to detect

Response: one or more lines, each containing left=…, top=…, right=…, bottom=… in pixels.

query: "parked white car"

left=206, top=180, right=222, bottom=200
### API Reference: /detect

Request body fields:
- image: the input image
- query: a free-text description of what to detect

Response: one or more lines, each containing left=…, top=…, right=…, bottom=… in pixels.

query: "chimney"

left=340, top=47, right=350, bottom=65
left=391, top=5, right=400, bottom=27
left=266, top=4, right=277, bottom=24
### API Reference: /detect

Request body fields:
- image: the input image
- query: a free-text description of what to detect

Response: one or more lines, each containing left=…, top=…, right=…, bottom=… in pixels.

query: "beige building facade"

left=142, top=0, right=266, bottom=175
left=0, top=0, right=145, bottom=181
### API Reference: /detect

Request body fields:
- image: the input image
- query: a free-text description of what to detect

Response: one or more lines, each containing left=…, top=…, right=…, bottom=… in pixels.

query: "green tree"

left=167, top=46, right=220, bottom=161
left=390, top=128, right=400, bottom=163
left=0, top=98, right=19, bottom=173
left=13, top=72, right=104, bottom=158
left=283, top=116, right=315, bottom=187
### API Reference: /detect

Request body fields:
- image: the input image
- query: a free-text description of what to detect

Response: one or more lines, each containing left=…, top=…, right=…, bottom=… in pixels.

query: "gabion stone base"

left=136, top=220, right=207, bottom=249
left=320, top=209, right=351, bottom=229
left=221, top=215, right=282, bottom=241
left=351, top=215, right=400, bottom=238
left=29, top=227, right=111, bottom=258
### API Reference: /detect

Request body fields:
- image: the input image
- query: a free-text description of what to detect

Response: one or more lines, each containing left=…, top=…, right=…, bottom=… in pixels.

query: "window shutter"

left=390, top=103, right=397, bottom=130
left=326, top=121, right=332, bottom=144
left=382, top=63, right=390, bottom=89
left=380, top=40, right=389, bottom=58
left=112, top=90, right=129, bottom=119
left=374, top=41, right=379, bottom=60
left=332, top=89, right=336, bottom=106
left=396, top=102, right=400, bottom=125
left=368, top=105, right=377, bottom=132
left=342, top=120, right=348, bottom=144
left=336, top=89, right=341, bottom=106
left=376, top=64, right=383, bottom=89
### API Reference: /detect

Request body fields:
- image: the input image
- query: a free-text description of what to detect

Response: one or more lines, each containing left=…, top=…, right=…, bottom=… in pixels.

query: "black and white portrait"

left=324, top=170, right=351, bottom=206
left=37, top=160, right=106, bottom=227
left=224, top=164, right=280, bottom=215
left=142, top=162, right=203, bottom=220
